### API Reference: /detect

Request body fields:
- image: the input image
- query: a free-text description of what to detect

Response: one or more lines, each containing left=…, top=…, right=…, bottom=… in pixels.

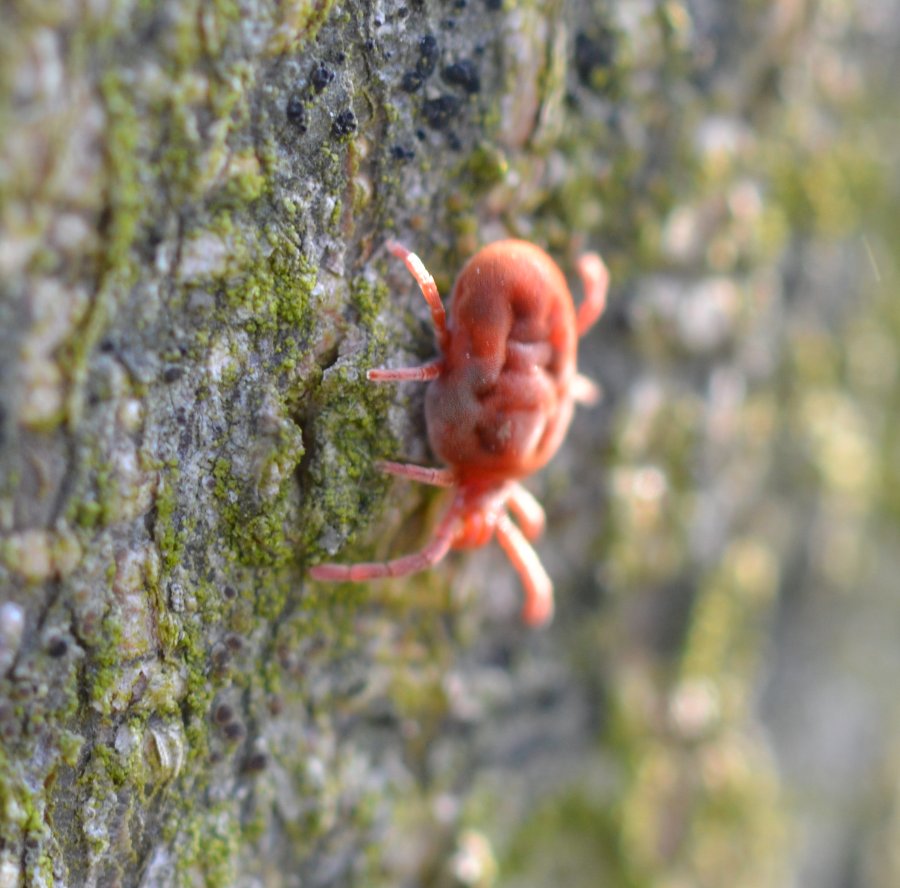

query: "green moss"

left=151, top=578, right=181, bottom=656
left=59, top=731, right=85, bottom=768
left=178, top=804, right=240, bottom=887
left=328, top=196, right=343, bottom=231
left=222, top=239, right=318, bottom=344
left=501, top=788, right=639, bottom=888
left=221, top=150, right=268, bottom=204
left=88, top=618, right=123, bottom=713
left=300, top=360, right=394, bottom=555
left=349, top=275, right=389, bottom=328
left=463, top=143, right=510, bottom=194
left=771, top=133, right=885, bottom=239
left=209, top=408, right=305, bottom=572
left=265, top=0, right=338, bottom=55
left=155, top=468, right=185, bottom=573
left=182, top=716, right=212, bottom=772
left=0, top=744, right=32, bottom=845
left=91, top=743, right=129, bottom=789
left=97, top=71, right=143, bottom=274
left=64, top=446, right=143, bottom=531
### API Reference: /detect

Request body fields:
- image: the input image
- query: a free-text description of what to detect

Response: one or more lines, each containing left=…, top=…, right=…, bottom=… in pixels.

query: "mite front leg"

left=385, top=240, right=450, bottom=351
left=495, top=512, right=554, bottom=626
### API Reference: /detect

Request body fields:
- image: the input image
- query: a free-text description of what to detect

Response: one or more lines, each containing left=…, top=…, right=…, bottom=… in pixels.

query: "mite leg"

left=377, top=461, right=456, bottom=487
left=367, top=359, right=443, bottom=383
left=575, top=253, right=609, bottom=337
left=309, top=502, right=461, bottom=583
left=505, top=482, right=546, bottom=541
left=385, top=240, right=450, bottom=350
left=309, top=514, right=458, bottom=583
left=495, top=512, right=554, bottom=626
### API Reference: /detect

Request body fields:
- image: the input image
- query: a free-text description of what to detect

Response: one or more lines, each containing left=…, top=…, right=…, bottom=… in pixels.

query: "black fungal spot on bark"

left=46, top=637, right=68, bottom=658
left=332, top=109, right=357, bottom=137
left=574, top=28, right=616, bottom=89
left=285, top=94, right=306, bottom=129
left=213, top=703, right=234, bottom=725
left=416, top=34, right=439, bottom=78
left=401, top=70, right=423, bottom=92
left=423, top=95, right=461, bottom=130
left=442, top=59, right=480, bottom=93
left=310, top=62, right=335, bottom=92
left=162, top=366, right=183, bottom=383
left=390, top=144, right=415, bottom=162
left=224, top=632, right=244, bottom=653
left=242, top=751, right=269, bottom=774
left=223, top=721, right=246, bottom=741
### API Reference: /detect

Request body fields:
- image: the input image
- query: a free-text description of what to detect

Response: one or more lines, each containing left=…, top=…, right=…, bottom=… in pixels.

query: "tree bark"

left=1, top=1, right=898, bottom=886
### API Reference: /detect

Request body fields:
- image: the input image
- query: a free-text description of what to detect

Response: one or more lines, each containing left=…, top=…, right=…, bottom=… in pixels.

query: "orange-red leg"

left=575, top=253, right=609, bottom=337
left=367, top=359, right=443, bottom=383
left=571, top=373, right=601, bottom=406
left=495, top=512, right=554, bottom=626
left=377, top=460, right=455, bottom=487
left=309, top=506, right=460, bottom=583
left=385, top=240, right=450, bottom=351
left=505, top=483, right=546, bottom=541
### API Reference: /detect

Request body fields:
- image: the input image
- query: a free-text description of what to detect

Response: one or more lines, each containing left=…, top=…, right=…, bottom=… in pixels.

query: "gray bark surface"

left=1, top=1, right=898, bottom=886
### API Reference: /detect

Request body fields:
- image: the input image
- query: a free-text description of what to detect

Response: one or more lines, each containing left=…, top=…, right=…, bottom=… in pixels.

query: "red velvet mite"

left=310, top=239, right=609, bottom=625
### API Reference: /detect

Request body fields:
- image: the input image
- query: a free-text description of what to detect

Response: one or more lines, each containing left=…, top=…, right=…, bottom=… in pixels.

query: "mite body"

left=310, top=239, right=609, bottom=625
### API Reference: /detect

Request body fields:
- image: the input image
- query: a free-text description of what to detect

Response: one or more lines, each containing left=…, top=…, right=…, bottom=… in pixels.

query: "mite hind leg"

left=495, top=512, right=554, bottom=626
left=309, top=506, right=460, bottom=583
left=505, top=483, right=546, bottom=541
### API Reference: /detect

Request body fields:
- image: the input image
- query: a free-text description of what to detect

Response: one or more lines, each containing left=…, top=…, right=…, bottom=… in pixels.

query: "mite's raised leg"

left=385, top=240, right=450, bottom=351
left=366, top=241, right=449, bottom=382
left=309, top=502, right=461, bottom=583
left=575, top=253, right=609, bottom=337
left=495, top=512, right=554, bottom=626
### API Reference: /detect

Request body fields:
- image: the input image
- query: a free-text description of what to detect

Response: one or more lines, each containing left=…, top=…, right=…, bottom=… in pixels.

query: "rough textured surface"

left=1, top=0, right=898, bottom=886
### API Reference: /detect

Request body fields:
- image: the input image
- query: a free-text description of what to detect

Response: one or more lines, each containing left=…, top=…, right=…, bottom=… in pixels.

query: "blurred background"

left=757, top=4, right=900, bottom=885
